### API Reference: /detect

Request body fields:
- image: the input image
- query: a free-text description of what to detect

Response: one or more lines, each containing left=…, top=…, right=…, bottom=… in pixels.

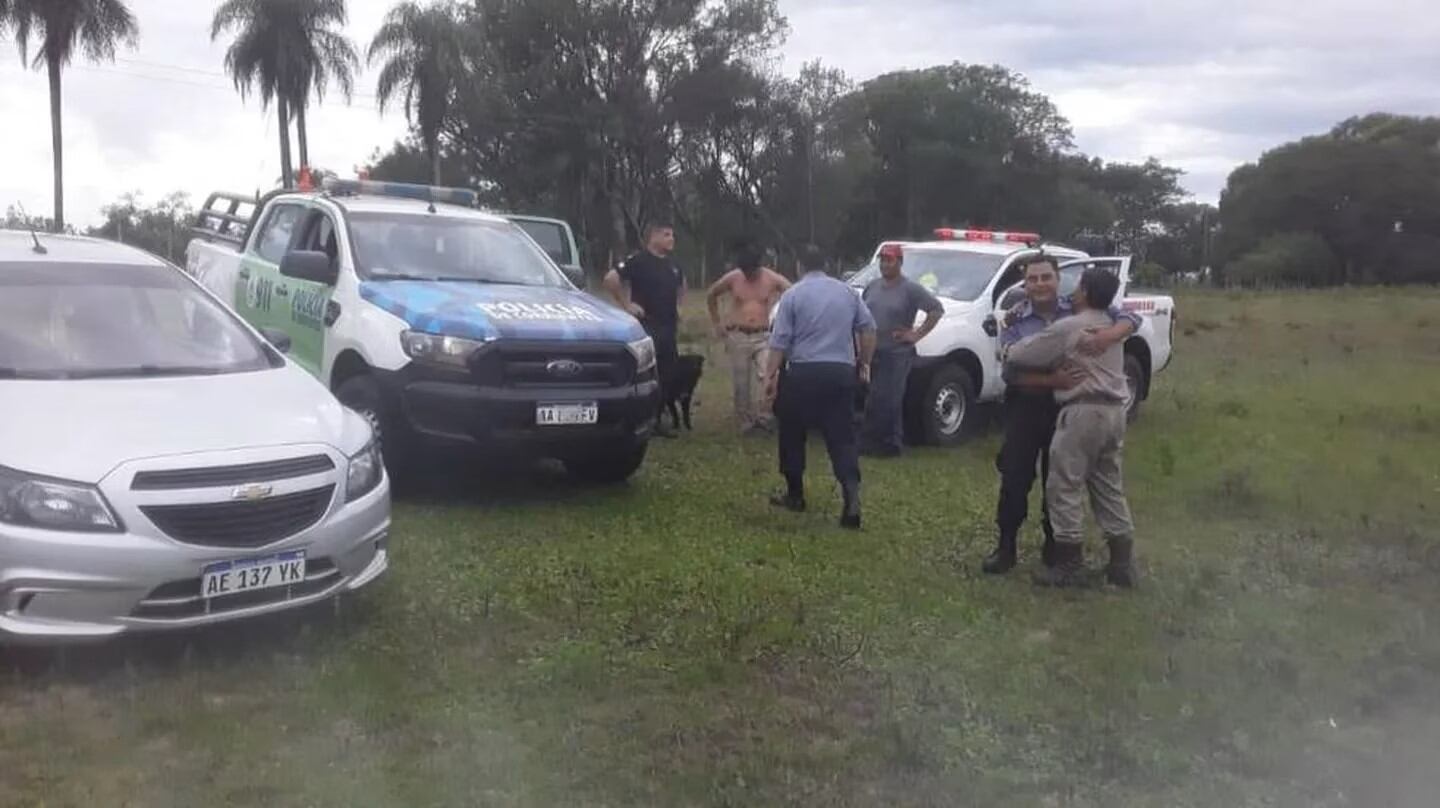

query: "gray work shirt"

left=1004, top=309, right=1130, bottom=406
left=862, top=276, right=943, bottom=353
left=769, top=272, right=877, bottom=365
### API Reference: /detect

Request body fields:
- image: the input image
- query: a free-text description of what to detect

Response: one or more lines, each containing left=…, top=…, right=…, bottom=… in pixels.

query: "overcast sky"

left=2, top=0, right=1438, bottom=227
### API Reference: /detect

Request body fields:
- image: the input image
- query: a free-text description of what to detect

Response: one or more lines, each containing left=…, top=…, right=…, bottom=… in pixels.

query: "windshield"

left=849, top=249, right=1006, bottom=301
left=512, top=218, right=574, bottom=266
left=0, top=262, right=274, bottom=379
left=350, top=213, right=568, bottom=287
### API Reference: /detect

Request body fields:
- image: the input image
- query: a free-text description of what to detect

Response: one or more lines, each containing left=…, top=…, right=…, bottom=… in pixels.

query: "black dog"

left=665, top=354, right=705, bottom=431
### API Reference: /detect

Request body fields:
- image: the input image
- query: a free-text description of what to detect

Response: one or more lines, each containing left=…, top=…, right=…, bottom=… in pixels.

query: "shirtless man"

left=707, top=244, right=792, bottom=433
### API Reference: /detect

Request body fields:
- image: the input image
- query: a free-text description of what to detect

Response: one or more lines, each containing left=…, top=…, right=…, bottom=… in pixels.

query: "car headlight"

left=627, top=336, right=656, bottom=374
left=400, top=330, right=486, bottom=370
left=346, top=440, right=384, bottom=502
left=0, top=465, right=120, bottom=532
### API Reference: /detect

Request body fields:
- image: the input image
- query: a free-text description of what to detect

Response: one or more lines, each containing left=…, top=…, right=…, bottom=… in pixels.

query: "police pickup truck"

left=846, top=228, right=1176, bottom=445
left=185, top=179, right=659, bottom=483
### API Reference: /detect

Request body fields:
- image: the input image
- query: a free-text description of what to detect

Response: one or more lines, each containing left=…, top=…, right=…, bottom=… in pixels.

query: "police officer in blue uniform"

left=763, top=245, right=878, bottom=529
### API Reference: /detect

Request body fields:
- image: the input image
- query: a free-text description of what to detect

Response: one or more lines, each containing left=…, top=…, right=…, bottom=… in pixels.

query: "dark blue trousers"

left=775, top=361, right=861, bottom=487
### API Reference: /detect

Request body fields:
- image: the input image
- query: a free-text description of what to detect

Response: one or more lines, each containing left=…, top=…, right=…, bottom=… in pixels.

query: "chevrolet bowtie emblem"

left=231, top=483, right=274, bottom=502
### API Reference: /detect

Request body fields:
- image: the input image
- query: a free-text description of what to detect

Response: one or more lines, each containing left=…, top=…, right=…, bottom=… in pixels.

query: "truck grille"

left=469, top=342, right=634, bottom=388
left=141, top=486, right=335, bottom=548
left=131, top=455, right=334, bottom=490
left=131, top=558, right=341, bottom=620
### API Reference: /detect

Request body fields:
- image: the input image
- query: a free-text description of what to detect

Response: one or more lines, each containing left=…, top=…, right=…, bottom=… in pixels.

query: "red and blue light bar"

left=322, top=177, right=478, bottom=208
left=933, top=228, right=1040, bottom=245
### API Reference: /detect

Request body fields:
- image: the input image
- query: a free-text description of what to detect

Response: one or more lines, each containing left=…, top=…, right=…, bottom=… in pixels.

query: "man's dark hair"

left=735, top=244, right=762, bottom=276
left=1021, top=254, right=1059, bottom=276
left=799, top=244, right=828, bottom=274
left=1079, top=267, right=1121, bottom=309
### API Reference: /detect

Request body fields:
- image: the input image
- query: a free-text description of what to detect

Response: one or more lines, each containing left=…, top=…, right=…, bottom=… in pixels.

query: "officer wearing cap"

left=860, top=244, right=943, bottom=457
left=763, top=245, right=877, bottom=529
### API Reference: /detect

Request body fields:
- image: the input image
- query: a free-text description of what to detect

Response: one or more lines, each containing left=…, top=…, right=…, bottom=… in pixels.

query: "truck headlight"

left=0, top=465, right=120, bottom=532
left=401, top=330, right=486, bottom=370
left=627, top=336, right=656, bottom=374
left=346, top=440, right=384, bottom=502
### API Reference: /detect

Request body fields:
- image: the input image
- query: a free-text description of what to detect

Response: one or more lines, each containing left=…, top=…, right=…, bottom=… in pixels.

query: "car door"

left=236, top=202, right=305, bottom=336
left=280, top=207, right=341, bottom=376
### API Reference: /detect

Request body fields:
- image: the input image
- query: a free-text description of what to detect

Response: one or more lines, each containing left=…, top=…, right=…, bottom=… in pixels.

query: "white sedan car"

left=0, top=230, right=389, bottom=643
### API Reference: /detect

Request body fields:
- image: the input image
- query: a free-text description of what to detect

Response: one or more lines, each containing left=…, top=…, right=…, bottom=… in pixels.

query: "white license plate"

left=536, top=402, right=598, bottom=426
left=202, top=550, right=306, bottom=598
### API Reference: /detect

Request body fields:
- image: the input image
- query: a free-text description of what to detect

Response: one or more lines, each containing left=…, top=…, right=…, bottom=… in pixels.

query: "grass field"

left=4, top=289, right=1440, bottom=807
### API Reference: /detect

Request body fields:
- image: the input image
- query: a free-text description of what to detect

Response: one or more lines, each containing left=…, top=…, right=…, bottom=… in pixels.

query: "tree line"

left=6, top=1, right=1434, bottom=288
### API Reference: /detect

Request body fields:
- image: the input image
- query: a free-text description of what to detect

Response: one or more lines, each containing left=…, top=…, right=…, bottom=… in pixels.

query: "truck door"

left=281, top=207, right=341, bottom=377
left=236, top=202, right=305, bottom=337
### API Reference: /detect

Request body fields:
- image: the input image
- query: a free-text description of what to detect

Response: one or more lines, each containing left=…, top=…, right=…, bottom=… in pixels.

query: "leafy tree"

left=1218, top=114, right=1440, bottom=285
left=369, top=1, right=469, bottom=184
left=4, top=0, right=138, bottom=232
left=86, top=191, right=195, bottom=265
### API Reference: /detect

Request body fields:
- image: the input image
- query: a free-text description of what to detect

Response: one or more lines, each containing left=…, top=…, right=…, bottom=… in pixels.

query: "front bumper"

left=376, top=365, right=660, bottom=457
left=0, top=455, right=390, bottom=645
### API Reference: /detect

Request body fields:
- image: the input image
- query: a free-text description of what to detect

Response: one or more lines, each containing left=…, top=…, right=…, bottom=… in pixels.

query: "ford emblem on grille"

left=546, top=359, right=583, bottom=378
left=231, top=483, right=275, bottom=502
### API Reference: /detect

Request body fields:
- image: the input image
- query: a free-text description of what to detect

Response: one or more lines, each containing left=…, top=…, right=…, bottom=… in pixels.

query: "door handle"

left=238, top=268, right=251, bottom=280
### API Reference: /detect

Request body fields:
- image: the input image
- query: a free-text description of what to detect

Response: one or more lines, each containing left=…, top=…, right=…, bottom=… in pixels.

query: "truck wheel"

left=919, top=364, right=979, bottom=446
left=564, top=443, right=648, bottom=484
left=1124, top=353, right=1146, bottom=422
left=335, top=375, right=412, bottom=476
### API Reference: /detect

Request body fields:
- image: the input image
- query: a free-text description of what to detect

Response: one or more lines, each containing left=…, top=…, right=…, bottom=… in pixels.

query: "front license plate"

left=536, top=402, right=598, bottom=425
left=202, top=550, right=306, bottom=598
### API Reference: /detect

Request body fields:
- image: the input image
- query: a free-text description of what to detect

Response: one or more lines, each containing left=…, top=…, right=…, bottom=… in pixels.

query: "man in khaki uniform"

left=1003, top=267, right=1137, bottom=588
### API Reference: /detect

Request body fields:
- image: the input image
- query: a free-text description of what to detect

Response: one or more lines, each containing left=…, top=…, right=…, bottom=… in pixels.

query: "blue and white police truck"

left=185, top=178, right=660, bottom=483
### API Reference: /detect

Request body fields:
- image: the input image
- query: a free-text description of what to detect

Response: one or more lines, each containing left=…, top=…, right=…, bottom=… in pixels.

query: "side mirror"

left=561, top=264, right=586, bottom=288
left=280, top=250, right=338, bottom=286
left=982, top=315, right=998, bottom=338
left=259, top=327, right=292, bottom=353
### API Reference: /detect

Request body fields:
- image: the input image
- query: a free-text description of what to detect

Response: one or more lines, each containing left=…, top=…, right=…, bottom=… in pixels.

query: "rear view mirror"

left=259, top=327, right=292, bottom=353
left=561, top=264, right=586, bottom=288
left=280, top=250, right=338, bottom=286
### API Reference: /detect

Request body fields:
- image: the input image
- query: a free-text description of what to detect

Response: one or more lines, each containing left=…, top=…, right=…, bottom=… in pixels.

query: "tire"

left=917, top=364, right=979, bottom=447
left=564, top=442, right=648, bottom=484
left=1124, top=353, right=1146, bottom=423
left=334, top=374, right=413, bottom=476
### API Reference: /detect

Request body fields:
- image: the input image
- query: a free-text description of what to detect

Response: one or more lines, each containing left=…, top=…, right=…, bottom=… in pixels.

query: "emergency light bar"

left=933, top=228, right=1040, bottom=245
left=322, top=177, right=478, bottom=208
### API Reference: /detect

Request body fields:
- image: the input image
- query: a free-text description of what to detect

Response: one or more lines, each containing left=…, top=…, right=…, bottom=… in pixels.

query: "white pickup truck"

left=845, top=228, right=1176, bottom=444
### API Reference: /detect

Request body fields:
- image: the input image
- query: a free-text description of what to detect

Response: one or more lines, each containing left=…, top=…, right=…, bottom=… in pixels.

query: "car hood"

left=359, top=280, right=644, bottom=343
left=1, top=367, right=367, bottom=484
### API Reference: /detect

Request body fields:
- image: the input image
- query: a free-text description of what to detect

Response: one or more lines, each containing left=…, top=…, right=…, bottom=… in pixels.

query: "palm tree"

left=369, top=1, right=468, bottom=184
left=288, top=1, right=358, bottom=171
left=212, top=0, right=357, bottom=187
left=5, top=0, right=138, bottom=232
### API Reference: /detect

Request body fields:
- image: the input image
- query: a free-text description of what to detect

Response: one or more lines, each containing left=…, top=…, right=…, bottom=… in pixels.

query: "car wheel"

left=564, top=442, right=648, bottom=484
left=919, top=364, right=979, bottom=447
left=1124, top=353, right=1146, bottom=422
left=334, top=374, right=411, bottom=476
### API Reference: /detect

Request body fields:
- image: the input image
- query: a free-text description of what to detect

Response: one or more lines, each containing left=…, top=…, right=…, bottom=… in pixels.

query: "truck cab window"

left=296, top=210, right=340, bottom=268
left=253, top=204, right=304, bottom=264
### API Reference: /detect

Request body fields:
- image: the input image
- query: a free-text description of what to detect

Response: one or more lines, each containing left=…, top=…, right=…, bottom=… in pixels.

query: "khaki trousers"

left=1046, top=401, right=1134, bottom=545
left=725, top=330, right=771, bottom=429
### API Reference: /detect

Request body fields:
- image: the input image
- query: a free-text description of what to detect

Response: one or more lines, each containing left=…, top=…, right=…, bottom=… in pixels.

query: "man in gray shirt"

left=861, top=244, right=943, bottom=457
left=764, top=245, right=878, bottom=529
left=1004, top=267, right=1137, bottom=588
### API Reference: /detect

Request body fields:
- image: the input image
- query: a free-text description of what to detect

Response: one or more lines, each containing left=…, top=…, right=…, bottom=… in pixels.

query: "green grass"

left=5, top=288, right=1440, bottom=806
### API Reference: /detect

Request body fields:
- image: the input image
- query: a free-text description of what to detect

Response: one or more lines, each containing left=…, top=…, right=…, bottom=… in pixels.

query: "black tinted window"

left=513, top=220, right=572, bottom=265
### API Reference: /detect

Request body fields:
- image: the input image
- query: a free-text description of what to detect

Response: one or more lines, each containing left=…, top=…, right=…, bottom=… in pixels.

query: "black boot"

left=1105, top=536, right=1138, bottom=588
left=769, top=477, right=806, bottom=513
left=1032, top=541, right=1094, bottom=588
left=982, top=532, right=1018, bottom=575
left=839, top=481, right=862, bottom=530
